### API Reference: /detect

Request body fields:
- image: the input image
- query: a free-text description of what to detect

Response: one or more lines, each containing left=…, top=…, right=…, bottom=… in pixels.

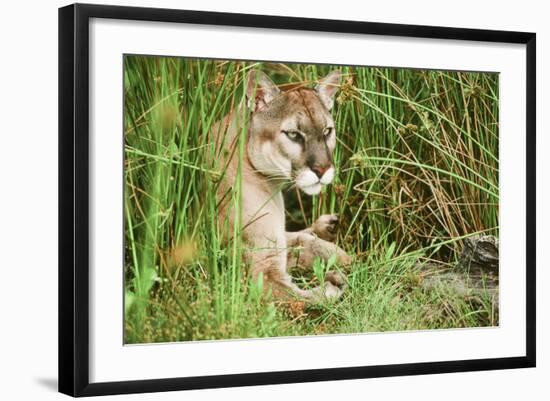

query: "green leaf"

left=327, top=253, right=337, bottom=269
left=124, top=291, right=135, bottom=316
left=385, top=242, right=396, bottom=260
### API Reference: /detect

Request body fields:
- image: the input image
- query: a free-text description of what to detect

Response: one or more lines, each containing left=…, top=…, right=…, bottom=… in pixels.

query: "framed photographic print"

left=58, top=3, right=536, bottom=397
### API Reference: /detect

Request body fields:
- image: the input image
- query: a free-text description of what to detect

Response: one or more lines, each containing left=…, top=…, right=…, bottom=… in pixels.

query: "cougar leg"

left=247, top=237, right=344, bottom=302
left=286, top=231, right=352, bottom=271
left=310, top=214, right=340, bottom=242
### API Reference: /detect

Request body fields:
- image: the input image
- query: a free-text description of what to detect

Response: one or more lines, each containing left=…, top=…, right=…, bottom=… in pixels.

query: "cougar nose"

left=311, top=164, right=330, bottom=178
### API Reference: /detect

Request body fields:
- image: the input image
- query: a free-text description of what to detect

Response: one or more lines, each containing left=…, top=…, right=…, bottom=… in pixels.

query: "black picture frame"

left=58, top=3, right=536, bottom=397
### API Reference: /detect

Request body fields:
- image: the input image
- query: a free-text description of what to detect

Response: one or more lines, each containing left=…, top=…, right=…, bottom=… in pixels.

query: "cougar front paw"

left=323, top=281, right=345, bottom=300
left=308, top=272, right=346, bottom=302
left=311, top=214, right=340, bottom=242
left=325, top=270, right=347, bottom=288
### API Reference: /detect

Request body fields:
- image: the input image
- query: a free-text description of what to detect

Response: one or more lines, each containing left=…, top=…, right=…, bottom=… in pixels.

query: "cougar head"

left=246, top=69, right=341, bottom=196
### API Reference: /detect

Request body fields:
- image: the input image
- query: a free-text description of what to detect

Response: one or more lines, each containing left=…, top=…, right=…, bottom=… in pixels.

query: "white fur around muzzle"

left=295, top=167, right=335, bottom=195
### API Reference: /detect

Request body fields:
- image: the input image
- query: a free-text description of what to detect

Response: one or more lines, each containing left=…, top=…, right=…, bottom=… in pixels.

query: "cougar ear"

left=315, top=70, right=341, bottom=110
left=246, top=70, right=280, bottom=112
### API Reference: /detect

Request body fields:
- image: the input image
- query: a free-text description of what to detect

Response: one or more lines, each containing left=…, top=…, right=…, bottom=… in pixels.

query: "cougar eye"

left=324, top=127, right=333, bottom=137
left=283, top=130, right=303, bottom=142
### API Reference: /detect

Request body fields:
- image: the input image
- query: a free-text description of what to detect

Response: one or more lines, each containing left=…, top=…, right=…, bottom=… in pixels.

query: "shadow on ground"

left=35, top=377, right=57, bottom=392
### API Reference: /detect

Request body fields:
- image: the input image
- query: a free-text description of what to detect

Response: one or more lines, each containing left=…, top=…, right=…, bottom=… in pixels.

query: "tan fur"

left=212, top=70, right=351, bottom=301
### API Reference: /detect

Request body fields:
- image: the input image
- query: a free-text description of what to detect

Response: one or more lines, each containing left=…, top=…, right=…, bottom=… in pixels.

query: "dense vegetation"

left=123, top=56, right=499, bottom=343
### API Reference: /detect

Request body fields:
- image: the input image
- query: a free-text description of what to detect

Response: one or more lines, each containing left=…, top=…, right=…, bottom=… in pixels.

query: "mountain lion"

left=213, top=69, right=352, bottom=301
